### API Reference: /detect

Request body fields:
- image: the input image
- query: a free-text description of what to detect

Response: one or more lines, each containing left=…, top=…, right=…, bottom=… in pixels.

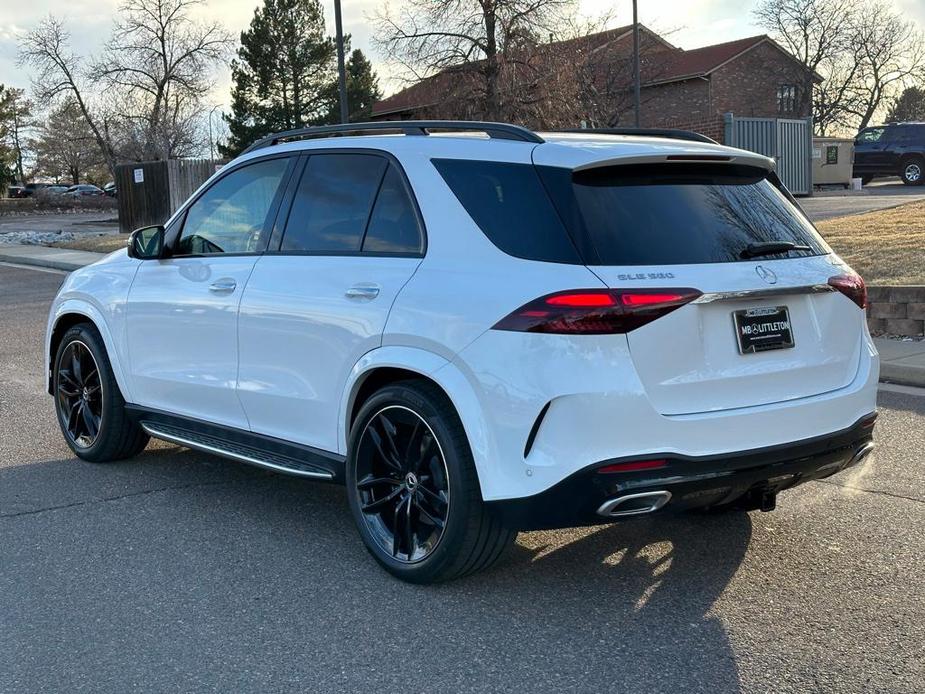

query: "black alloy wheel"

left=52, top=323, right=149, bottom=462
left=354, top=405, right=450, bottom=563
left=56, top=339, right=103, bottom=449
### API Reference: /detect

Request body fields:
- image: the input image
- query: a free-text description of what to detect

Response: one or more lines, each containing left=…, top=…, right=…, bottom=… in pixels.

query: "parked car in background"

left=64, top=184, right=105, bottom=198
left=853, top=121, right=925, bottom=185
left=36, top=185, right=71, bottom=198
left=103, top=182, right=117, bottom=197
left=8, top=182, right=52, bottom=198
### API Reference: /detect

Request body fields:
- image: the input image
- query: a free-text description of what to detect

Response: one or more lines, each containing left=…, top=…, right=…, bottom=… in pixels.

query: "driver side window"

left=177, top=158, right=289, bottom=256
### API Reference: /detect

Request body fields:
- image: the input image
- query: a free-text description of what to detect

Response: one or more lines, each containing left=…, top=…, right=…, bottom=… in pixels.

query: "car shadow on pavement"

left=2, top=447, right=752, bottom=693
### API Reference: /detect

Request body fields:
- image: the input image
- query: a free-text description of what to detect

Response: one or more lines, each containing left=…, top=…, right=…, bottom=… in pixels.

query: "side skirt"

left=125, top=405, right=346, bottom=483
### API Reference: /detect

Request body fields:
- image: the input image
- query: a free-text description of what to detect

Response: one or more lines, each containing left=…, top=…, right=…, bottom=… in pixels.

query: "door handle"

left=209, top=278, right=237, bottom=293
left=345, top=284, right=380, bottom=300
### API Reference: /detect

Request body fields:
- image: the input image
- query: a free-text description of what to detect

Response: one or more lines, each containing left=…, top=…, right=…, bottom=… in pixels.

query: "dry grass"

left=817, top=200, right=925, bottom=285
left=54, top=234, right=127, bottom=253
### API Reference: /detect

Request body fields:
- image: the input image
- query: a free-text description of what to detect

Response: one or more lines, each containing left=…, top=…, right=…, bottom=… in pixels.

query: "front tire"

left=346, top=381, right=514, bottom=584
left=53, top=323, right=149, bottom=462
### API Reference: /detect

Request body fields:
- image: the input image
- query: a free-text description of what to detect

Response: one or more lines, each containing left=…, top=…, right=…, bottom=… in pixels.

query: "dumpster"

left=812, top=137, right=855, bottom=188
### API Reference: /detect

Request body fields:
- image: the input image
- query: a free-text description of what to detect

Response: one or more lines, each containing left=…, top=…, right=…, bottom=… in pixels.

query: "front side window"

left=856, top=127, right=885, bottom=144
left=177, top=158, right=289, bottom=256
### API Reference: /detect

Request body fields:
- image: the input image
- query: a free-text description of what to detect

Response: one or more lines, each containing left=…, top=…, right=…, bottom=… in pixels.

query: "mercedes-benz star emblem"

left=755, top=265, right=778, bottom=285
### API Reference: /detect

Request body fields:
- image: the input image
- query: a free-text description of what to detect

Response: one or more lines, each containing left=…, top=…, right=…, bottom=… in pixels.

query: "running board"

left=141, top=422, right=335, bottom=479
left=128, top=406, right=345, bottom=481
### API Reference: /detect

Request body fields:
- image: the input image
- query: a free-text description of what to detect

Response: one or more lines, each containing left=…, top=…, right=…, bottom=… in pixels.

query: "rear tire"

left=900, top=157, right=924, bottom=185
left=53, top=323, right=149, bottom=462
left=346, top=380, right=514, bottom=584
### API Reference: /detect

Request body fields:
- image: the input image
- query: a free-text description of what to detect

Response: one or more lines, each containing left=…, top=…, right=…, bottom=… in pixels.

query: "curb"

left=879, top=363, right=925, bottom=389
left=0, top=247, right=105, bottom=272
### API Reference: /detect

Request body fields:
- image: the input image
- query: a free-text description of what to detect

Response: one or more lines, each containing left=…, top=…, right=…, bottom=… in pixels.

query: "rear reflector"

left=493, top=288, right=702, bottom=334
left=828, top=273, right=867, bottom=310
left=597, top=459, right=668, bottom=474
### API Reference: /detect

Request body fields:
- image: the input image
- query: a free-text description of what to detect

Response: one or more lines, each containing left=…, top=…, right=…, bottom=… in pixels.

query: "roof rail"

left=241, top=120, right=545, bottom=154
left=552, top=127, right=718, bottom=145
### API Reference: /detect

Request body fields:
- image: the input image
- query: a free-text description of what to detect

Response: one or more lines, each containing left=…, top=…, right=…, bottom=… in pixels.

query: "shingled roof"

left=372, top=26, right=818, bottom=118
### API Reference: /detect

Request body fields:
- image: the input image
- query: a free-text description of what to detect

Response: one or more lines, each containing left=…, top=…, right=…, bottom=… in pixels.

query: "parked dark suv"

left=8, top=182, right=51, bottom=198
left=853, top=122, right=925, bottom=185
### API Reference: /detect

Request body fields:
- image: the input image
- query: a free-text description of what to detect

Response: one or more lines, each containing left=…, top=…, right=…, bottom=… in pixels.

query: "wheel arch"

left=47, top=302, right=132, bottom=402
left=340, top=346, right=495, bottom=498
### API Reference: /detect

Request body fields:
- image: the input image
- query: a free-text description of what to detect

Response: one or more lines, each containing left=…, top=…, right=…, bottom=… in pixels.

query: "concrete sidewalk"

left=2, top=243, right=924, bottom=388
left=874, top=337, right=925, bottom=388
left=0, top=243, right=108, bottom=271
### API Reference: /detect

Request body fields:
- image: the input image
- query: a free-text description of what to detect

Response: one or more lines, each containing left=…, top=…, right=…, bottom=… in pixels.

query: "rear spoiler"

left=571, top=151, right=776, bottom=173
left=552, top=127, right=718, bottom=145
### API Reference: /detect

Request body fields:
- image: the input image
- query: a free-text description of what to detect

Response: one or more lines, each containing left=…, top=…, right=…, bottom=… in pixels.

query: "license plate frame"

left=733, top=306, right=795, bottom=354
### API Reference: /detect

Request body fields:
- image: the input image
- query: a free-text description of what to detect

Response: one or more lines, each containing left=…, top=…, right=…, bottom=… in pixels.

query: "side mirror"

left=127, top=225, right=165, bottom=260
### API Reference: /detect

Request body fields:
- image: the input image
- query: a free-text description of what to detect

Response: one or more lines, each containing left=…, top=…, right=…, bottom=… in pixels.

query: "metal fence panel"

left=723, top=113, right=812, bottom=196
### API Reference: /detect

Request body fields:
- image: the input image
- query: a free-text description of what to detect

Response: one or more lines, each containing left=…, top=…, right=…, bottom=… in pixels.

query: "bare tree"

left=754, top=0, right=925, bottom=133
left=18, top=17, right=118, bottom=173
left=374, top=0, right=575, bottom=121
left=19, top=1, right=230, bottom=171
left=94, top=0, right=231, bottom=159
left=30, top=99, right=108, bottom=185
left=849, top=1, right=925, bottom=129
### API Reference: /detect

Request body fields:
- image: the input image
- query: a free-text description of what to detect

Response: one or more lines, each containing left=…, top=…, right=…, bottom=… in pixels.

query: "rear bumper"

left=487, top=413, right=877, bottom=530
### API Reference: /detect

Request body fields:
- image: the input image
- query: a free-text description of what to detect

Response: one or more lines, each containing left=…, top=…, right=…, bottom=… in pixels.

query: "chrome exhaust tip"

left=848, top=442, right=875, bottom=467
left=597, top=490, right=672, bottom=518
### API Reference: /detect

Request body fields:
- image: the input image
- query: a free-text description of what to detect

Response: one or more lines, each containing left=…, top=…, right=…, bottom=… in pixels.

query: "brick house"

left=371, top=25, right=821, bottom=143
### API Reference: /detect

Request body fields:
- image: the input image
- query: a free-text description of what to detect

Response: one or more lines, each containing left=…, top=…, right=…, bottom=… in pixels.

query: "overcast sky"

left=1, top=0, right=923, bottom=109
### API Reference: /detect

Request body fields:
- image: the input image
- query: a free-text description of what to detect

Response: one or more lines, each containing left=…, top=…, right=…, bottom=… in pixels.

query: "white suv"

left=46, top=121, right=879, bottom=583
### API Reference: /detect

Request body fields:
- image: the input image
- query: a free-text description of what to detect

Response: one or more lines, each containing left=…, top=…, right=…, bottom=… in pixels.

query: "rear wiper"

left=740, top=241, right=812, bottom=259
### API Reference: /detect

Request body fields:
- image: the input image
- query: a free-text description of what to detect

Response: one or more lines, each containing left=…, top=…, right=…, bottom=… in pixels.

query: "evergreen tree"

left=322, top=48, right=383, bottom=124
left=885, top=86, right=925, bottom=124
left=222, top=0, right=335, bottom=156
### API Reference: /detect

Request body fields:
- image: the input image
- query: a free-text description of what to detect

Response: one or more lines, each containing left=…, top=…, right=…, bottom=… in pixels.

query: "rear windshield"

left=539, top=163, right=828, bottom=266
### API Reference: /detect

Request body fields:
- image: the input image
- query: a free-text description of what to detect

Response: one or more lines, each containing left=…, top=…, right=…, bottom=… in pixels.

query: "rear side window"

left=432, top=159, right=581, bottom=263
left=283, top=154, right=387, bottom=252
left=281, top=154, right=424, bottom=254
left=363, top=165, right=424, bottom=254
left=539, top=164, right=828, bottom=266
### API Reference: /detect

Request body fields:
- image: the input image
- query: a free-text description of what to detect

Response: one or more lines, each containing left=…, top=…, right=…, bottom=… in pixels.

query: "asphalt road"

left=1, top=263, right=923, bottom=694
left=801, top=180, right=925, bottom=221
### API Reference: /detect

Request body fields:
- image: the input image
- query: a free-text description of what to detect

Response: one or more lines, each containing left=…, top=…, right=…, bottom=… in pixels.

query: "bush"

left=0, top=196, right=118, bottom=216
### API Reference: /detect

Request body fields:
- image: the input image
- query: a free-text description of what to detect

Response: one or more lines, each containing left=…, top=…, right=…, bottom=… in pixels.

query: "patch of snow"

left=0, top=230, right=78, bottom=246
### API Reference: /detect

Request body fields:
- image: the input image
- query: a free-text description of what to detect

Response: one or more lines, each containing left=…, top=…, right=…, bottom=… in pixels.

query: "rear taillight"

left=492, top=288, right=702, bottom=334
left=828, top=273, right=867, bottom=310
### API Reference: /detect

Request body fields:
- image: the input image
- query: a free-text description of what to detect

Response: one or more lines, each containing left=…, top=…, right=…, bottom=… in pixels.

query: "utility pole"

left=333, top=0, right=349, bottom=124
left=632, top=0, right=641, bottom=127
left=207, top=104, right=221, bottom=160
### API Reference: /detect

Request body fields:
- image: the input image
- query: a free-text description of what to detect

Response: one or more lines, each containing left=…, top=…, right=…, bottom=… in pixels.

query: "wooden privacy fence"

left=115, top=159, right=223, bottom=233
